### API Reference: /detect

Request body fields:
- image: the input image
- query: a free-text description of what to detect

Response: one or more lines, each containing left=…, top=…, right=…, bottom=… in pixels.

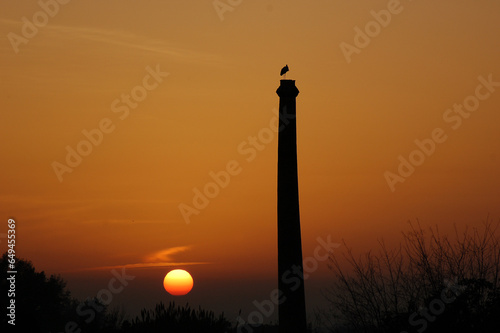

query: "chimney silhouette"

left=276, top=79, right=307, bottom=333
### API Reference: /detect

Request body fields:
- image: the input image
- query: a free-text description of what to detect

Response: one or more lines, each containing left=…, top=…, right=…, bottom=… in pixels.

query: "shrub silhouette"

left=323, top=219, right=500, bottom=333
left=122, top=301, right=233, bottom=333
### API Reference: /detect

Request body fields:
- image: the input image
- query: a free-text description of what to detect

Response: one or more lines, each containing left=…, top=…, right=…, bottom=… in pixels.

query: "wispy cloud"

left=50, top=25, right=212, bottom=59
left=0, top=18, right=223, bottom=65
left=0, top=195, right=180, bottom=226
left=0, top=18, right=22, bottom=27
left=74, top=246, right=209, bottom=272
left=143, top=246, right=190, bottom=263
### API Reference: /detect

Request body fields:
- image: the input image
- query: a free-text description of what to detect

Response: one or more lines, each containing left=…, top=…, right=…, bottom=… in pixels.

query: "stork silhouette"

left=280, top=65, right=289, bottom=78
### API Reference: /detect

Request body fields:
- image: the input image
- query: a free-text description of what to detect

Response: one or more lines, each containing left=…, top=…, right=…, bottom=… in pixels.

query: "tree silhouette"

left=1, top=253, right=77, bottom=332
left=322, top=219, right=500, bottom=333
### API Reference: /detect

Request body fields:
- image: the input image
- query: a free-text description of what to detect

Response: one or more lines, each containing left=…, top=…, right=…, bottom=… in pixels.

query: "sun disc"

left=163, top=269, right=193, bottom=296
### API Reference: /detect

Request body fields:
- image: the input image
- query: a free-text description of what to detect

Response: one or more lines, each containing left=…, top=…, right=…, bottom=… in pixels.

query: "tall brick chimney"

left=276, top=79, right=307, bottom=333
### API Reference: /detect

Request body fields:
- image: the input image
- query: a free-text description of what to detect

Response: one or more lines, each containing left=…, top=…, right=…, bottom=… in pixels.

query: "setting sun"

left=163, top=269, right=194, bottom=296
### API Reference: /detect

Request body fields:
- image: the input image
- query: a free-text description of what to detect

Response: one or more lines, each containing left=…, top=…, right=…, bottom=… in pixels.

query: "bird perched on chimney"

left=280, top=64, right=289, bottom=77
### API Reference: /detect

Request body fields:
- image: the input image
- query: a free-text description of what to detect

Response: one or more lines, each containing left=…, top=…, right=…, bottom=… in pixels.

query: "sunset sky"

left=1, top=0, right=500, bottom=326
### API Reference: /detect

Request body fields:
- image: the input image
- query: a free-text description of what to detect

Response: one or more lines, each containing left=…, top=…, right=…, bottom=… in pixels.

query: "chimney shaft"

left=276, top=79, right=307, bottom=333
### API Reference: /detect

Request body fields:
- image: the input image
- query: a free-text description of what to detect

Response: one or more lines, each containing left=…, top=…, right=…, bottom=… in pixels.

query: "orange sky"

left=1, top=0, right=500, bottom=324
